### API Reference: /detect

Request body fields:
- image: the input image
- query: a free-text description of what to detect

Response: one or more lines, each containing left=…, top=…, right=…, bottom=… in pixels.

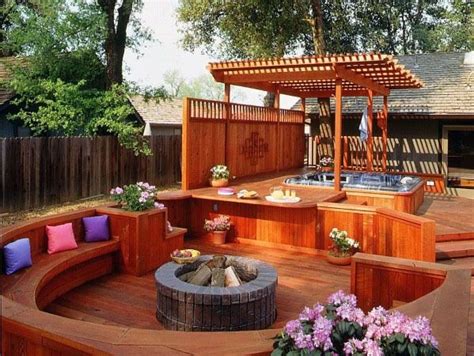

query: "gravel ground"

left=0, top=184, right=179, bottom=227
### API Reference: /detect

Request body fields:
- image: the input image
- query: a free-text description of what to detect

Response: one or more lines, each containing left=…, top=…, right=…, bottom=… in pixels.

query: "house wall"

left=0, top=118, right=31, bottom=137
left=342, top=118, right=442, bottom=174
left=150, top=125, right=181, bottom=136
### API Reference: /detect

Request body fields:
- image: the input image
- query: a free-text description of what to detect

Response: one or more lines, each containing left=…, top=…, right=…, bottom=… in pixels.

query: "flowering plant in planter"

left=203, top=215, right=231, bottom=232
left=210, top=164, right=230, bottom=180
left=110, top=182, right=162, bottom=211
left=329, top=228, right=360, bottom=257
left=272, top=290, right=440, bottom=356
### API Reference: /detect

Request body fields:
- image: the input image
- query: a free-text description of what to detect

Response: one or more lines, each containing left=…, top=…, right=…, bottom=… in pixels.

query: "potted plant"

left=110, top=182, right=162, bottom=211
left=272, top=290, right=440, bottom=355
left=99, top=182, right=179, bottom=276
left=203, top=215, right=231, bottom=244
left=327, top=228, right=360, bottom=266
left=317, top=155, right=334, bottom=172
left=209, top=164, right=230, bottom=187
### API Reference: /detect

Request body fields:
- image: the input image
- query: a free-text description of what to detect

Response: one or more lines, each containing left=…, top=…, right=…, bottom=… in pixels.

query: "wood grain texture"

left=96, top=207, right=185, bottom=276
left=0, top=136, right=181, bottom=213
left=351, top=253, right=471, bottom=355
left=181, top=98, right=305, bottom=190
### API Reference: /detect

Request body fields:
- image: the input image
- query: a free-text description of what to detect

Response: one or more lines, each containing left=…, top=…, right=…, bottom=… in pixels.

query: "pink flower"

left=154, top=202, right=164, bottom=209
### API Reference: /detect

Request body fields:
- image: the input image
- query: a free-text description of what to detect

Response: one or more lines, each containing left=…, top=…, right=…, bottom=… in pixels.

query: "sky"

left=124, top=0, right=298, bottom=109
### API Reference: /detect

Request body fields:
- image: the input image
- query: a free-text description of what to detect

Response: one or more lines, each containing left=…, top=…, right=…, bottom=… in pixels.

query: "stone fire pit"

left=155, top=255, right=277, bottom=331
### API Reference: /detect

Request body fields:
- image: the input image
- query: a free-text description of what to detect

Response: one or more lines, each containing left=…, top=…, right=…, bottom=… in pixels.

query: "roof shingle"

left=294, top=52, right=474, bottom=117
left=130, top=96, right=182, bottom=126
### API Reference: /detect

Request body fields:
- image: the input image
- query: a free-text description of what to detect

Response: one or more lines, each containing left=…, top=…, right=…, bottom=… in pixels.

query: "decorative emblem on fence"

left=239, top=132, right=268, bottom=165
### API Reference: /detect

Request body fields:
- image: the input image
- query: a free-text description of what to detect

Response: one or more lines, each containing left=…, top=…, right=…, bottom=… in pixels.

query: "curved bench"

left=1, top=212, right=471, bottom=355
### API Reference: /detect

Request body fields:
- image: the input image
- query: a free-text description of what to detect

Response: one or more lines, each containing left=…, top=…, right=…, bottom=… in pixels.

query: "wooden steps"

left=438, top=256, right=474, bottom=275
left=436, top=240, right=474, bottom=260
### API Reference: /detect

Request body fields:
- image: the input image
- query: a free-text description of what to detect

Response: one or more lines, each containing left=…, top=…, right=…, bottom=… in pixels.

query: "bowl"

left=170, top=249, right=201, bottom=264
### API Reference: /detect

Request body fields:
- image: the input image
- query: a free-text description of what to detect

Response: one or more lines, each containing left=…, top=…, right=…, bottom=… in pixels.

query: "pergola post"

left=275, top=86, right=281, bottom=172
left=367, top=89, right=374, bottom=171
left=334, top=78, right=343, bottom=191
left=382, top=95, right=388, bottom=172
left=224, top=83, right=231, bottom=165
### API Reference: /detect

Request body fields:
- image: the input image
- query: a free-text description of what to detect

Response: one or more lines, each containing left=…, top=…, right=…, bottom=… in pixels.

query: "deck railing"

left=306, top=135, right=384, bottom=170
left=187, top=97, right=304, bottom=124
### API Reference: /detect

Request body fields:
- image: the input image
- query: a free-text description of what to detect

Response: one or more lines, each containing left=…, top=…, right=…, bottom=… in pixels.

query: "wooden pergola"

left=208, top=53, right=423, bottom=191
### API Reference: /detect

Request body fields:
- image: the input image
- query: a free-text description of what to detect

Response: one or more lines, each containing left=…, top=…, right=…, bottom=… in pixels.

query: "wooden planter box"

left=96, top=206, right=183, bottom=276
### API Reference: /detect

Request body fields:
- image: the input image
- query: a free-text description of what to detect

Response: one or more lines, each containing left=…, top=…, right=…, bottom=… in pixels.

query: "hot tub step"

left=436, top=240, right=474, bottom=260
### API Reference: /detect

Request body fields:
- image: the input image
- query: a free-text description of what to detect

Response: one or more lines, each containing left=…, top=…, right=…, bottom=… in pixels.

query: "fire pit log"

left=224, top=266, right=242, bottom=287
left=211, top=268, right=225, bottom=287
left=187, top=264, right=212, bottom=286
left=226, top=259, right=257, bottom=282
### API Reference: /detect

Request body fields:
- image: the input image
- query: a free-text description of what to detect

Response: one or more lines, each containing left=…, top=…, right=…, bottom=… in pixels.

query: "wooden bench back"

left=0, top=209, right=97, bottom=259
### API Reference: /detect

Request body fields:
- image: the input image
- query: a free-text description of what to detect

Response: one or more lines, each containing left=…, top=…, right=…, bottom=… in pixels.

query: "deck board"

left=43, top=240, right=474, bottom=352
left=417, top=194, right=474, bottom=240
left=45, top=241, right=351, bottom=330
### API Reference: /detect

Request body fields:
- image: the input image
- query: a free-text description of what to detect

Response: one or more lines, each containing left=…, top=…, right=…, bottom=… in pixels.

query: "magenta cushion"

left=82, top=215, right=110, bottom=242
left=46, top=223, right=78, bottom=254
left=3, top=238, right=33, bottom=275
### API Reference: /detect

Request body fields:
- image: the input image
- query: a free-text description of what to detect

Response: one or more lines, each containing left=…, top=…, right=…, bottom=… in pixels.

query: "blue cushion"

left=4, top=238, right=32, bottom=275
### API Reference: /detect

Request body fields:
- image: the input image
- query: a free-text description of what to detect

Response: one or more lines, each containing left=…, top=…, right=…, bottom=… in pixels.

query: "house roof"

left=208, top=53, right=422, bottom=98
left=294, top=52, right=474, bottom=118
left=0, top=57, right=17, bottom=107
left=129, top=96, right=183, bottom=126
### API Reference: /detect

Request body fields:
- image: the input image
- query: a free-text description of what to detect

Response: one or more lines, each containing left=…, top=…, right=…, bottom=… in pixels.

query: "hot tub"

left=285, top=171, right=422, bottom=193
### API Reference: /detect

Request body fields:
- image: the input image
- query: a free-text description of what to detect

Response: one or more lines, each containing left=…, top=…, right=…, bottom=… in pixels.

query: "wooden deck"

left=45, top=241, right=350, bottom=330
left=417, top=193, right=474, bottom=240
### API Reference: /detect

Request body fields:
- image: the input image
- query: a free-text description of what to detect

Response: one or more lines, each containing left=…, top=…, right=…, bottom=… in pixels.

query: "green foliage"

left=177, top=0, right=308, bottom=58
left=2, top=0, right=167, bottom=155
left=177, top=0, right=473, bottom=58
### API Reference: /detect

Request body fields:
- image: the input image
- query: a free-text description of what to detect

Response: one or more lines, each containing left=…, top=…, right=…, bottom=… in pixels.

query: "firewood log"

left=178, top=271, right=195, bottom=282
left=211, top=268, right=225, bottom=287
left=206, top=255, right=227, bottom=269
left=226, top=258, right=257, bottom=282
left=224, top=266, right=242, bottom=287
left=188, top=264, right=212, bottom=286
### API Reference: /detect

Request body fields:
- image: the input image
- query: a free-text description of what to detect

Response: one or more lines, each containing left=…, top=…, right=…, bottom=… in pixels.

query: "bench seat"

left=1, top=238, right=120, bottom=310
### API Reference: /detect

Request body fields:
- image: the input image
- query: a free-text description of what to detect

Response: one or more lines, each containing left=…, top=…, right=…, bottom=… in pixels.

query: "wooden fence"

left=182, top=97, right=305, bottom=190
left=0, top=136, right=181, bottom=213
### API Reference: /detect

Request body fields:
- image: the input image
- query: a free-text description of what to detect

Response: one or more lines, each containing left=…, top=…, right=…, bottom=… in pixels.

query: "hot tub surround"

left=285, top=171, right=423, bottom=193
left=155, top=255, right=278, bottom=331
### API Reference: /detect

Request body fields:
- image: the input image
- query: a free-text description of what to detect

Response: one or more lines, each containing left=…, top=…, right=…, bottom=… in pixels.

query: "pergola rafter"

left=208, top=53, right=423, bottom=191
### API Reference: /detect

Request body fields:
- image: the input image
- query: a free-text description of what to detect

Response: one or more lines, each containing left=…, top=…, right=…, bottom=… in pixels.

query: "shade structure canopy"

left=208, top=53, right=423, bottom=98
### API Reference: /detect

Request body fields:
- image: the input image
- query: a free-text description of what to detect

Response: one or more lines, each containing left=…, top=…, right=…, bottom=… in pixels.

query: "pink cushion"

left=46, top=223, right=78, bottom=254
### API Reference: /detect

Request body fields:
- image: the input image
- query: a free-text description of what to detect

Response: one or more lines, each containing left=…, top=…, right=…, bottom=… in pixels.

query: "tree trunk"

left=310, top=0, right=333, bottom=157
left=98, top=0, right=134, bottom=89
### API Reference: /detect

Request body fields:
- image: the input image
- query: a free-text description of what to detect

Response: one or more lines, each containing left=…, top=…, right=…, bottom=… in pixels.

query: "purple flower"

left=141, top=191, right=150, bottom=199
left=344, top=338, right=383, bottom=356
left=284, top=319, right=301, bottom=336
left=327, top=290, right=357, bottom=307
left=336, top=303, right=365, bottom=324
left=299, top=303, right=324, bottom=321
left=312, top=316, right=333, bottom=351
left=154, top=202, right=165, bottom=209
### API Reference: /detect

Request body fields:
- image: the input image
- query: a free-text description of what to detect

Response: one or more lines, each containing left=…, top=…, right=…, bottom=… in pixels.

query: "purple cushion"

left=4, top=238, right=33, bottom=275
left=82, top=215, right=110, bottom=242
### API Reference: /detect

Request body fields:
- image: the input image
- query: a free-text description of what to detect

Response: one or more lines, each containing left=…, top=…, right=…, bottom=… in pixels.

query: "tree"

left=96, top=0, right=152, bottom=88
left=163, top=69, right=186, bottom=97
left=177, top=0, right=473, bottom=156
left=2, top=1, right=162, bottom=155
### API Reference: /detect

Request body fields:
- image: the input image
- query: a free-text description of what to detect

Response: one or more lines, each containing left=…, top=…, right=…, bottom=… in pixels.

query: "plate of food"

left=170, top=249, right=200, bottom=264
left=237, top=189, right=259, bottom=199
left=217, top=187, right=235, bottom=196
left=265, top=195, right=301, bottom=203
